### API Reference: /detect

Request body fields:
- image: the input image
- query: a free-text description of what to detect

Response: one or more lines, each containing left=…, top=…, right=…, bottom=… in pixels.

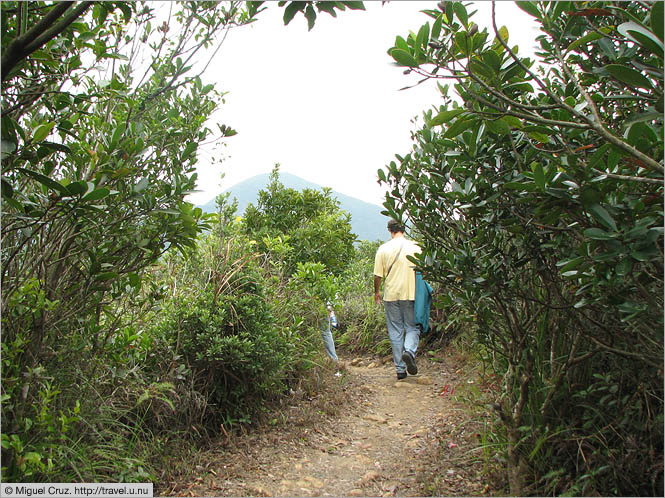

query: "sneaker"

left=396, top=372, right=407, bottom=380
left=402, top=350, right=418, bottom=375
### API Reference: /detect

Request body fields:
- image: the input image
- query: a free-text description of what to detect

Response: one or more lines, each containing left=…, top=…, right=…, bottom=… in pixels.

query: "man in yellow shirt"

left=373, top=219, right=421, bottom=380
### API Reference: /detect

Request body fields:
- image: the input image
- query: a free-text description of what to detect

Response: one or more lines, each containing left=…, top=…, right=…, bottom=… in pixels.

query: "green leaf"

left=66, top=181, right=88, bottom=196
left=631, top=248, right=659, bottom=261
left=92, top=3, right=108, bottom=24
left=629, top=29, right=664, bottom=56
left=587, top=204, right=617, bottom=231
left=502, top=115, right=523, bottom=129
left=19, top=168, right=69, bottom=196
left=566, top=31, right=603, bottom=53
left=443, top=118, right=475, bottom=138
left=615, top=258, right=632, bottom=277
left=445, top=1, right=454, bottom=25
left=618, top=21, right=663, bottom=55
left=283, top=1, right=305, bottom=25
left=624, top=111, right=662, bottom=128
left=156, top=209, right=181, bottom=216
left=133, top=178, right=149, bottom=193
left=469, top=58, right=494, bottom=78
left=552, top=1, right=570, bottom=19
left=453, top=2, right=468, bottom=27
left=605, top=64, right=652, bottom=89
left=504, top=81, right=534, bottom=94
left=340, top=1, right=365, bottom=10
left=532, top=162, right=545, bottom=190
left=32, top=122, right=56, bottom=143
left=393, top=35, right=409, bottom=52
left=504, top=181, right=539, bottom=192
left=111, top=123, right=125, bottom=148
left=588, top=144, right=610, bottom=169
left=1, top=139, right=17, bottom=160
left=82, top=188, right=110, bottom=202
left=485, top=118, right=510, bottom=136
left=304, top=4, right=316, bottom=30
left=516, top=2, right=540, bottom=19
left=37, top=141, right=71, bottom=155
left=481, top=50, right=501, bottom=72
left=428, top=109, right=465, bottom=127
left=218, top=124, right=237, bottom=137
left=417, top=22, right=430, bottom=50
left=317, top=2, right=337, bottom=16
left=116, top=2, right=132, bottom=21
left=431, top=14, right=443, bottom=40
left=95, top=271, right=119, bottom=281
left=652, top=1, right=664, bottom=42
left=527, top=131, right=549, bottom=144
left=181, top=142, right=197, bottom=161
left=557, top=256, right=585, bottom=272
left=390, top=48, right=419, bottom=67
left=128, top=272, right=141, bottom=288
left=584, top=228, right=615, bottom=240
left=454, top=31, right=470, bottom=53
left=493, top=26, right=509, bottom=48
left=1, top=177, right=14, bottom=198
left=617, top=301, right=647, bottom=315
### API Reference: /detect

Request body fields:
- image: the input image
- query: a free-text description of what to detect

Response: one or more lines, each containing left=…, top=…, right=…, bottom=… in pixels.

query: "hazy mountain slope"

left=197, top=173, right=390, bottom=242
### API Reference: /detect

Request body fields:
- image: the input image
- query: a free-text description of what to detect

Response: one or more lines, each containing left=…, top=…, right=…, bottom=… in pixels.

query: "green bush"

left=0, top=0, right=367, bottom=485
left=1, top=306, right=173, bottom=483
left=381, top=2, right=663, bottom=495
left=242, top=166, right=356, bottom=276
left=148, top=233, right=298, bottom=429
left=335, top=241, right=390, bottom=355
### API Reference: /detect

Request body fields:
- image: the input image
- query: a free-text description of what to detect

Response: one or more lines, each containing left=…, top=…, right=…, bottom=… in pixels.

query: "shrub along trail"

left=168, top=351, right=499, bottom=497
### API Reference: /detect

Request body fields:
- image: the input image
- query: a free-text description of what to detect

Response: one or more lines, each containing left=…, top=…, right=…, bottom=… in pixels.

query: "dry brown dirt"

left=167, top=352, right=502, bottom=497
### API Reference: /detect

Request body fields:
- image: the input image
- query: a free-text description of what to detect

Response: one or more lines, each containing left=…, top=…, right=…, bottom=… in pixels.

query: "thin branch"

left=591, top=168, right=664, bottom=185
left=490, top=0, right=581, bottom=119
left=466, top=65, right=561, bottom=112
left=587, top=334, right=662, bottom=368
left=456, top=78, right=591, bottom=129
left=553, top=44, right=665, bottom=174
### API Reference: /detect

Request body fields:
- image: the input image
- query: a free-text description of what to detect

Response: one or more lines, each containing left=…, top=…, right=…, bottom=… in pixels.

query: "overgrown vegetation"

left=336, top=239, right=391, bottom=355
left=1, top=0, right=370, bottom=483
left=382, top=1, right=663, bottom=495
left=4, top=1, right=661, bottom=495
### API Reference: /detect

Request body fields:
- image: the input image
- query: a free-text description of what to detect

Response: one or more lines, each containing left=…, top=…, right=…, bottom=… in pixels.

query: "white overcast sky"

left=188, top=1, right=540, bottom=207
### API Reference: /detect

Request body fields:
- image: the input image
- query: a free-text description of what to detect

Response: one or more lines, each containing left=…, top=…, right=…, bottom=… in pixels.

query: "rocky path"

left=171, top=354, right=496, bottom=497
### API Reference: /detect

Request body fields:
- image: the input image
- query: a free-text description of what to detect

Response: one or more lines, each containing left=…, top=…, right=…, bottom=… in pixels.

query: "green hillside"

left=197, top=172, right=390, bottom=242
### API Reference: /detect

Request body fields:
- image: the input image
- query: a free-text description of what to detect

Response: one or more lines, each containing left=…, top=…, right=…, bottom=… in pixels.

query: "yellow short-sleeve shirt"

left=373, top=236, right=420, bottom=301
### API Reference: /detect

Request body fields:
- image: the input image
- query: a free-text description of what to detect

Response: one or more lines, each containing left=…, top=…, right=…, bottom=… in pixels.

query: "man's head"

left=387, top=219, right=405, bottom=234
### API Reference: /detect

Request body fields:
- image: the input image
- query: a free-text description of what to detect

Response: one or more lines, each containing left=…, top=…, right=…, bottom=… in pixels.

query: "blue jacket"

left=414, top=271, right=433, bottom=333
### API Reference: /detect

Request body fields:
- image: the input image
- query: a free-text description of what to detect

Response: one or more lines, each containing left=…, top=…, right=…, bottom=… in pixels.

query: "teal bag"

left=414, top=271, right=433, bottom=333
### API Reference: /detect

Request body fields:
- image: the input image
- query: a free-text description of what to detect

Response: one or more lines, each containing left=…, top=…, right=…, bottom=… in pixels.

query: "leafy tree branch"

left=1, top=1, right=93, bottom=82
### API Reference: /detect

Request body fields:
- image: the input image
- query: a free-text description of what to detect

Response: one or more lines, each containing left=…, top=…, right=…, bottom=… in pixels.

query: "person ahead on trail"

left=321, top=302, right=339, bottom=362
left=373, top=219, right=421, bottom=380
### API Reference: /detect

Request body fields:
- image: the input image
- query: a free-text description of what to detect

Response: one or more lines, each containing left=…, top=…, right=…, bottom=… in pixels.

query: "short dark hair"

left=387, top=219, right=405, bottom=233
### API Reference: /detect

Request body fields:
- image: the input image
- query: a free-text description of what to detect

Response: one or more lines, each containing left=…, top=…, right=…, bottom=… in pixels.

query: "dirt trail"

left=172, top=354, right=494, bottom=497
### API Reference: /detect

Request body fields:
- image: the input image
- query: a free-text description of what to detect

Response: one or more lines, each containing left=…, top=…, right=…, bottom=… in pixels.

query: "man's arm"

left=374, top=275, right=382, bottom=305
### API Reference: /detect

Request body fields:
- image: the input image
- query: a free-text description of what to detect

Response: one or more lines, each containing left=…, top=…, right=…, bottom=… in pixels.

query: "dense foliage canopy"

left=381, top=1, right=663, bottom=495
left=1, top=0, right=367, bottom=483
left=3, top=1, right=661, bottom=494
